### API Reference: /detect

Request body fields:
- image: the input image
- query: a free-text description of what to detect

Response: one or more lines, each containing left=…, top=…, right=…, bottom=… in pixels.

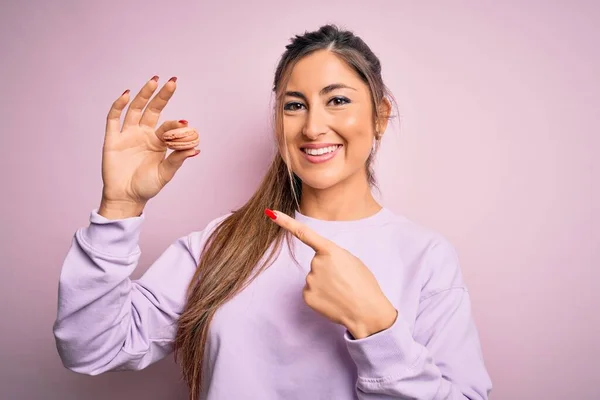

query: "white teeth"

left=303, top=145, right=340, bottom=156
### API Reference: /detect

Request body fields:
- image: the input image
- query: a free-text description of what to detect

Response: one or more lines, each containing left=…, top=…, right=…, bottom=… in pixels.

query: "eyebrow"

left=284, top=83, right=357, bottom=102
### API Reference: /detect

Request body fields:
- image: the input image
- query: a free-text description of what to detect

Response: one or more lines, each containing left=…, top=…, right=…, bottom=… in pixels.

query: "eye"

left=284, top=102, right=305, bottom=111
left=328, top=96, right=351, bottom=106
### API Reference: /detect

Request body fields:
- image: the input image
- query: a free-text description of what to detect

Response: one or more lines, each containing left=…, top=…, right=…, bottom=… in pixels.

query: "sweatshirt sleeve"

left=344, top=238, right=493, bottom=399
left=52, top=209, right=209, bottom=375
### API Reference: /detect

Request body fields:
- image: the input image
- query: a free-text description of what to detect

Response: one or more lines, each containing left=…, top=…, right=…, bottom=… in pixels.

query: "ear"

left=375, top=98, right=392, bottom=139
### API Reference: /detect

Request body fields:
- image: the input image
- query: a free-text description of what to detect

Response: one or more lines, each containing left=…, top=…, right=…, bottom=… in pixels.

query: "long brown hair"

left=174, top=24, right=396, bottom=399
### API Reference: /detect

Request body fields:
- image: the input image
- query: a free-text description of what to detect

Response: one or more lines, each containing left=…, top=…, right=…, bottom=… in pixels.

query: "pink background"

left=1, top=1, right=597, bottom=399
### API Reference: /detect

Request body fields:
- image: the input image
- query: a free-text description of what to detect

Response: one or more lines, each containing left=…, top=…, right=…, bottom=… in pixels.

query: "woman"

left=53, top=25, right=492, bottom=399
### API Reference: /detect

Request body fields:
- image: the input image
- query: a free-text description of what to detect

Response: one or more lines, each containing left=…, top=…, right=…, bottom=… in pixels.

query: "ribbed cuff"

left=77, top=208, right=145, bottom=257
left=344, top=313, right=423, bottom=380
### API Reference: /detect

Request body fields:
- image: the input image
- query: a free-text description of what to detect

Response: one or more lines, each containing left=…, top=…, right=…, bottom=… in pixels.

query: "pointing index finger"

left=265, top=209, right=331, bottom=253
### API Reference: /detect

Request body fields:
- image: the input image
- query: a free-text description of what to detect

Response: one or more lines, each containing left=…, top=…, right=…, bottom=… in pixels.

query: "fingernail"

left=122, top=89, right=130, bottom=96
left=178, top=119, right=188, bottom=125
left=151, top=75, right=159, bottom=82
left=169, top=76, right=178, bottom=83
left=264, top=208, right=277, bottom=220
left=190, top=150, right=201, bottom=157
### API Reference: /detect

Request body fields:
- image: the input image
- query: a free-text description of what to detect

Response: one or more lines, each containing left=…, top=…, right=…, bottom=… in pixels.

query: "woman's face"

left=280, top=50, right=383, bottom=190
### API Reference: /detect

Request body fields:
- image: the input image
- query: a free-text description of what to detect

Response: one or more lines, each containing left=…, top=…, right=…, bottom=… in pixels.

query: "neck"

left=299, top=171, right=381, bottom=221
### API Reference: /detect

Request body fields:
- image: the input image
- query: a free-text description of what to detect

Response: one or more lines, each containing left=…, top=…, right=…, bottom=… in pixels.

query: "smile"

left=300, top=144, right=343, bottom=164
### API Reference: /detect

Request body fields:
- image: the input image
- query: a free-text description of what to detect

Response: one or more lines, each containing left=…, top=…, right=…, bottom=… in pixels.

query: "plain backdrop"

left=0, top=1, right=597, bottom=399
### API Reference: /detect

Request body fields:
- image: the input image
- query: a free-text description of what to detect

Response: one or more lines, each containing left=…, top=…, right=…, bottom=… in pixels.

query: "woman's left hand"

left=266, top=209, right=398, bottom=339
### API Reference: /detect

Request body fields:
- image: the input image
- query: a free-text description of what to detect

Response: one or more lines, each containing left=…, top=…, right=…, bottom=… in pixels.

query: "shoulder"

left=181, top=212, right=234, bottom=264
left=381, top=209, right=466, bottom=293
left=380, top=208, right=456, bottom=254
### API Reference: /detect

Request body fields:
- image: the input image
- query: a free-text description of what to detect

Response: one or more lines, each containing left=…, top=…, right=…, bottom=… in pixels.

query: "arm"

left=345, top=239, right=493, bottom=399
left=52, top=209, right=206, bottom=375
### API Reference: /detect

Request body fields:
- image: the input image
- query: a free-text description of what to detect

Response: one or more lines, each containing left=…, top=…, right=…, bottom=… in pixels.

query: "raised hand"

left=265, top=209, right=398, bottom=339
left=99, top=76, right=200, bottom=219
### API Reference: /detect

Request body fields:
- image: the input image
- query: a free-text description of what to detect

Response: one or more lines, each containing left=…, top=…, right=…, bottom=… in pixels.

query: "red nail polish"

left=190, top=150, right=200, bottom=157
left=151, top=75, right=159, bottom=82
left=178, top=119, right=188, bottom=125
left=122, top=89, right=130, bottom=96
left=169, top=77, right=178, bottom=83
left=264, top=208, right=277, bottom=220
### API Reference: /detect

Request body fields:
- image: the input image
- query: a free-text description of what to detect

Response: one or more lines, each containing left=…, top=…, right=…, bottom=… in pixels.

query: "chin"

left=295, top=170, right=346, bottom=191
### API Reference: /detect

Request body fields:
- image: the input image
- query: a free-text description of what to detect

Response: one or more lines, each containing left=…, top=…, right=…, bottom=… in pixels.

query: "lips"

left=299, top=143, right=343, bottom=164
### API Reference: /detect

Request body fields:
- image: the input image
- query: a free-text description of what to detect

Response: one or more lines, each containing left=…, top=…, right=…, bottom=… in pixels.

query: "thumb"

left=159, top=149, right=200, bottom=182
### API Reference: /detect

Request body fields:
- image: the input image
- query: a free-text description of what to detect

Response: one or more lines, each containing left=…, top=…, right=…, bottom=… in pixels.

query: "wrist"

left=347, top=303, right=398, bottom=340
left=98, top=199, right=146, bottom=220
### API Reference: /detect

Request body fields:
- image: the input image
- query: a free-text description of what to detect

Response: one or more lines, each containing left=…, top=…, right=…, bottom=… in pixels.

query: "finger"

left=155, top=119, right=187, bottom=140
left=122, top=76, right=160, bottom=129
left=265, top=209, right=332, bottom=253
left=105, top=89, right=131, bottom=135
left=139, top=77, right=178, bottom=128
left=158, top=148, right=200, bottom=183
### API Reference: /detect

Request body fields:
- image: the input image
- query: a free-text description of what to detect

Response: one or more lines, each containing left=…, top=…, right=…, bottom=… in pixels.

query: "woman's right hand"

left=98, top=76, right=200, bottom=219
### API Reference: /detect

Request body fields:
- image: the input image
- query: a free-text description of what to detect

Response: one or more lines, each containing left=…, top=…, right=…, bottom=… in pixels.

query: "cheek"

left=335, top=113, right=373, bottom=159
left=280, top=119, right=299, bottom=160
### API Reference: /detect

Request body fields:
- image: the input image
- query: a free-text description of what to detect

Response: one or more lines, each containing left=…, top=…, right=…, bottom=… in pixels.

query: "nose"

left=302, top=106, right=328, bottom=140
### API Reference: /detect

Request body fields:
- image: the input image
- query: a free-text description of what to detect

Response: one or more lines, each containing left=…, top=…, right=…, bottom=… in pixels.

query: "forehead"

left=286, top=50, right=365, bottom=91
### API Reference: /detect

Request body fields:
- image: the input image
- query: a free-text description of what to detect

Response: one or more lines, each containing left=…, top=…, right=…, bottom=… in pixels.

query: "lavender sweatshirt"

left=53, top=207, right=492, bottom=399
